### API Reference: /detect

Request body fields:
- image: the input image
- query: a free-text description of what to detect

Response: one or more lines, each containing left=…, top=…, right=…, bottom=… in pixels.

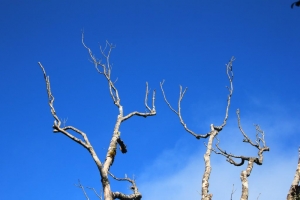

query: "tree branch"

left=39, top=62, right=108, bottom=197
left=75, top=180, right=90, bottom=200
left=230, top=184, right=237, bottom=200
left=122, top=82, right=156, bottom=122
left=215, top=56, right=235, bottom=130
left=108, top=172, right=142, bottom=200
left=160, top=80, right=210, bottom=139
left=82, top=33, right=120, bottom=107
left=38, top=62, right=91, bottom=150
left=87, top=187, right=103, bottom=199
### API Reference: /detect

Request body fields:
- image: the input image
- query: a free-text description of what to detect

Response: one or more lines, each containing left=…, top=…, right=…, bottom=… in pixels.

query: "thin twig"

left=160, top=80, right=210, bottom=139
left=230, top=184, right=237, bottom=200
left=75, top=180, right=90, bottom=200
left=87, top=187, right=103, bottom=199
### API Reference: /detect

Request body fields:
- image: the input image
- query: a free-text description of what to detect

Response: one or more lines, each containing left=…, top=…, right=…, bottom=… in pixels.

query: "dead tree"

left=212, top=109, right=269, bottom=200
left=160, top=57, right=235, bottom=200
left=287, top=148, right=300, bottom=200
left=38, top=34, right=156, bottom=200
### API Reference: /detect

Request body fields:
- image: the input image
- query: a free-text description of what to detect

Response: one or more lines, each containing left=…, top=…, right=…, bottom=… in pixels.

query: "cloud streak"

left=137, top=105, right=299, bottom=200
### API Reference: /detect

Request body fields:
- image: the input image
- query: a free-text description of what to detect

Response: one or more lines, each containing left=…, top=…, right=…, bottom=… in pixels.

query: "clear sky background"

left=1, top=1, right=300, bottom=200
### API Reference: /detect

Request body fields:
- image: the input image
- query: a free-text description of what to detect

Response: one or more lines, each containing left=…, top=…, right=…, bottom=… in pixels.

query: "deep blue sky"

left=1, top=1, right=300, bottom=199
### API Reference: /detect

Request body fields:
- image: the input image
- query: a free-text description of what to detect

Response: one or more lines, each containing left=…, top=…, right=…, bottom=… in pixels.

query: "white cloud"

left=138, top=144, right=298, bottom=200
left=137, top=111, right=299, bottom=200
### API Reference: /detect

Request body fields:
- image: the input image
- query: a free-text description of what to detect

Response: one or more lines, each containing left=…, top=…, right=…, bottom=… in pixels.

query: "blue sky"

left=1, top=1, right=300, bottom=199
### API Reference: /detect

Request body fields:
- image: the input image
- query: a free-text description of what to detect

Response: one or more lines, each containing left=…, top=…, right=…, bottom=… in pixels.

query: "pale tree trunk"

left=201, top=127, right=218, bottom=200
left=240, top=159, right=254, bottom=200
left=287, top=148, right=300, bottom=200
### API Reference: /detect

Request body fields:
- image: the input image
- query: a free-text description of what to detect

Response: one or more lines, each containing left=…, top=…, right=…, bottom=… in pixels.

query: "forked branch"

left=160, top=57, right=235, bottom=200
left=160, top=80, right=209, bottom=139
left=38, top=62, right=93, bottom=151
left=160, top=57, right=235, bottom=139
left=212, top=109, right=269, bottom=200
left=75, top=180, right=90, bottom=200
left=122, top=82, right=156, bottom=122
left=82, top=33, right=156, bottom=121
left=82, top=33, right=120, bottom=107
left=109, top=172, right=142, bottom=200
left=80, top=35, right=156, bottom=199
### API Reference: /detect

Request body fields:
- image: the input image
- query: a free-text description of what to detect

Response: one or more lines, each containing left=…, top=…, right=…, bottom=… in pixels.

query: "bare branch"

left=108, top=172, right=142, bottom=200
left=212, top=138, right=246, bottom=166
left=230, top=184, right=237, bottom=200
left=87, top=187, right=103, bottom=199
left=121, top=82, right=156, bottom=122
left=75, top=180, right=90, bottom=200
left=212, top=110, right=269, bottom=200
left=160, top=80, right=179, bottom=114
left=216, top=56, right=235, bottom=130
left=160, top=58, right=237, bottom=200
left=145, top=82, right=155, bottom=113
left=38, top=62, right=60, bottom=126
left=82, top=33, right=120, bottom=107
left=39, top=62, right=106, bottom=197
left=236, top=110, right=270, bottom=165
left=160, top=80, right=210, bottom=139
left=38, top=62, right=91, bottom=149
left=257, top=193, right=261, bottom=200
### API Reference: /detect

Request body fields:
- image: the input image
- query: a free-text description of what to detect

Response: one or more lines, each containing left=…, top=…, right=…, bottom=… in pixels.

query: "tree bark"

left=287, top=148, right=300, bottom=200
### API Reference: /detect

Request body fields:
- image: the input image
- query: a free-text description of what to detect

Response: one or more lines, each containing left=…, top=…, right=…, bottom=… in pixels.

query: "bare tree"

left=212, top=109, right=269, bottom=200
left=160, top=57, right=235, bottom=200
left=38, top=34, right=156, bottom=200
left=287, top=148, right=300, bottom=200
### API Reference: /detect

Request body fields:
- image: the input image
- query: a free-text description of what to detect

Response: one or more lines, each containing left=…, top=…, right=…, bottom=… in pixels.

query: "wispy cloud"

left=138, top=143, right=297, bottom=200
left=137, top=104, right=299, bottom=200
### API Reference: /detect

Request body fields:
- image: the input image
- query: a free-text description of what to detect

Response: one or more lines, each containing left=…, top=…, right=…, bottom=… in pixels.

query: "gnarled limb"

left=212, top=110, right=269, bottom=200
left=109, top=172, right=142, bottom=200
left=160, top=57, right=235, bottom=200
left=287, top=147, right=300, bottom=200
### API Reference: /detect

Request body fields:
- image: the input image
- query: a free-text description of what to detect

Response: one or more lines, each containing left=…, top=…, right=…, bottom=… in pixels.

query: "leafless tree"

left=287, top=148, right=300, bottom=200
left=212, top=109, right=269, bottom=200
left=160, top=57, right=235, bottom=200
left=38, top=33, right=156, bottom=200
